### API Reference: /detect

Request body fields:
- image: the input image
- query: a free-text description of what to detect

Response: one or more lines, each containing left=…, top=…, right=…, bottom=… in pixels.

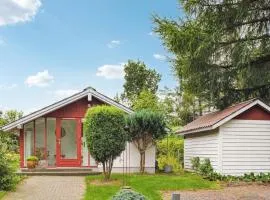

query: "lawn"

left=0, top=191, right=6, bottom=199
left=85, top=173, right=220, bottom=200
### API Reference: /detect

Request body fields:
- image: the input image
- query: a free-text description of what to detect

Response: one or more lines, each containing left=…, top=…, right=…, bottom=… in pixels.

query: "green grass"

left=0, top=191, right=6, bottom=199
left=85, top=173, right=220, bottom=200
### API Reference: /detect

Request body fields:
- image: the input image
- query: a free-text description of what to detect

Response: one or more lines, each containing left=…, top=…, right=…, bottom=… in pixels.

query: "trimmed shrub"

left=84, top=105, right=127, bottom=180
left=125, top=109, right=167, bottom=173
left=112, top=189, right=146, bottom=200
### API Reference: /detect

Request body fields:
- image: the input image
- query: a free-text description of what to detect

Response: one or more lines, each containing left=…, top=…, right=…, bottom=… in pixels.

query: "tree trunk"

left=102, top=162, right=108, bottom=180
left=139, top=151, right=146, bottom=173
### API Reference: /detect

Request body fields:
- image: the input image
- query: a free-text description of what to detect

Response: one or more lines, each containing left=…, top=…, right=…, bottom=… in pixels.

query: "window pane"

left=61, top=119, right=77, bottom=159
left=35, top=118, right=45, bottom=160
left=47, top=118, right=56, bottom=166
left=24, top=122, right=34, bottom=160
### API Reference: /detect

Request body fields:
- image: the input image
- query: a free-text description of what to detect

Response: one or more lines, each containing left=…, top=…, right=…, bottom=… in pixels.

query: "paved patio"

left=3, top=176, right=85, bottom=200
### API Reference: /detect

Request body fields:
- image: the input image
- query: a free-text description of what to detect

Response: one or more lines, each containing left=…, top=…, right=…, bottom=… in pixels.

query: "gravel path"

left=3, top=176, right=85, bottom=200
left=163, top=185, right=270, bottom=200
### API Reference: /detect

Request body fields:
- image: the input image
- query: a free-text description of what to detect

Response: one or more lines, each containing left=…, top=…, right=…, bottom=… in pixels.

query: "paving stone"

left=3, top=176, right=85, bottom=200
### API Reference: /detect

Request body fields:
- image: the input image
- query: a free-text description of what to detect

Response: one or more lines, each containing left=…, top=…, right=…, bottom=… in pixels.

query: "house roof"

left=1, top=87, right=133, bottom=132
left=177, top=99, right=270, bottom=135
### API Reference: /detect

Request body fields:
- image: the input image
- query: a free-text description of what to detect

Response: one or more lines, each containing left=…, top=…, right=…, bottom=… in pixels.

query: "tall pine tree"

left=154, top=0, right=270, bottom=109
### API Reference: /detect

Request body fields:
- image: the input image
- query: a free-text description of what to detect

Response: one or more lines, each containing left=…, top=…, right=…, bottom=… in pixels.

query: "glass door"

left=56, top=118, right=81, bottom=167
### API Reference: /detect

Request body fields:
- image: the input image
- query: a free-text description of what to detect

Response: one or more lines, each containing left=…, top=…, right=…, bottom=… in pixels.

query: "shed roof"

left=177, top=99, right=270, bottom=135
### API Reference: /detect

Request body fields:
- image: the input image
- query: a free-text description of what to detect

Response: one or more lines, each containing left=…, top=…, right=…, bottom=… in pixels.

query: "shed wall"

left=220, top=119, right=270, bottom=176
left=184, top=130, right=219, bottom=172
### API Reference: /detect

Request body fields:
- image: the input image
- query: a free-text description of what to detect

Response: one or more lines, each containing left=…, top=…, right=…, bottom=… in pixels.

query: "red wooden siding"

left=45, top=98, right=89, bottom=118
left=234, top=105, right=270, bottom=120
left=45, top=97, right=104, bottom=118
left=19, top=128, right=24, bottom=168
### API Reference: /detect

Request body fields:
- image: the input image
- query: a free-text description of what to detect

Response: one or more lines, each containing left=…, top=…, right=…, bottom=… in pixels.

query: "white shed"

left=178, top=99, right=270, bottom=176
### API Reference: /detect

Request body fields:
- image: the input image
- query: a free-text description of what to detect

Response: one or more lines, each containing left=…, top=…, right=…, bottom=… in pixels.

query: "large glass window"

left=47, top=118, right=56, bottom=166
left=24, top=122, right=34, bottom=161
left=35, top=118, right=45, bottom=160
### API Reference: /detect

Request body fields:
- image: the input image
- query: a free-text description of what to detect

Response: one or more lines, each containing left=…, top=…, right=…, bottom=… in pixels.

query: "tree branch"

left=219, top=34, right=270, bottom=45
left=226, top=16, right=270, bottom=30
left=230, top=83, right=270, bottom=92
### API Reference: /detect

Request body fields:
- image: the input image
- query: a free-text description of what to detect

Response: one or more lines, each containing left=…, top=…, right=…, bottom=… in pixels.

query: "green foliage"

left=121, top=60, right=161, bottom=106
left=0, top=110, right=23, bottom=152
left=157, top=135, right=183, bottom=162
left=157, top=155, right=182, bottom=173
left=190, top=157, right=270, bottom=183
left=0, top=141, right=20, bottom=191
left=154, top=1, right=270, bottom=109
left=191, top=157, right=200, bottom=171
left=26, top=156, right=39, bottom=162
left=191, top=157, right=213, bottom=177
left=199, top=158, right=214, bottom=177
left=126, top=109, right=167, bottom=173
left=156, top=135, right=183, bottom=172
left=133, top=90, right=159, bottom=112
left=84, top=105, right=127, bottom=180
left=112, top=189, right=146, bottom=200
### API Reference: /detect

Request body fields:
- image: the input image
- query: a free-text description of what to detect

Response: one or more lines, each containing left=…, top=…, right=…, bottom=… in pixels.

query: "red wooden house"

left=1, top=87, right=156, bottom=173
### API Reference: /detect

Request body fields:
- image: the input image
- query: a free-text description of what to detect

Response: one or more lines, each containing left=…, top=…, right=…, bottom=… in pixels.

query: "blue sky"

left=0, top=0, right=182, bottom=114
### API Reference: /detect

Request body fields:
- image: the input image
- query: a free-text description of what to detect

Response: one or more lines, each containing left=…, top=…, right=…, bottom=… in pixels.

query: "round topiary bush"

left=112, top=189, right=146, bottom=200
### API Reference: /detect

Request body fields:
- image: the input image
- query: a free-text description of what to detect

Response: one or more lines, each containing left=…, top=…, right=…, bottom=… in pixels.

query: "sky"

left=0, top=0, right=183, bottom=115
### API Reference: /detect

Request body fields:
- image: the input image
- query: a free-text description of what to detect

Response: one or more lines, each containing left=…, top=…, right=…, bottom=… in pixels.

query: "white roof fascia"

left=1, top=90, right=89, bottom=132
left=177, top=126, right=214, bottom=135
left=1, top=88, right=133, bottom=132
left=89, top=88, right=133, bottom=114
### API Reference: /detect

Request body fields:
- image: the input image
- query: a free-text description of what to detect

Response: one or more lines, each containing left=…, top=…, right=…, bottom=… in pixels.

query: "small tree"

left=126, top=109, right=167, bottom=173
left=133, top=89, right=160, bottom=112
left=84, top=105, right=127, bottom=180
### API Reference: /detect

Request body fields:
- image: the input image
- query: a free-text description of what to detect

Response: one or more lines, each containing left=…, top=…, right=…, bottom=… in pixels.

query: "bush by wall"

left=191, top=157, right=270, bottom=183
left=112, top=189, right=146, bottom=200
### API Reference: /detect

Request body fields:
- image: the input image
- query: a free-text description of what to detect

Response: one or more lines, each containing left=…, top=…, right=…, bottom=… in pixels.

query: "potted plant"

left=35, top=148, right=47, bottom=168
left=26, top=156, right=38, bottom=169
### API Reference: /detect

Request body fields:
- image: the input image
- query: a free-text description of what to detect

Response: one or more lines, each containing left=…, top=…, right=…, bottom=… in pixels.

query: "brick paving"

left=163, top=185, right=270, bottom=200
left=3, top=176, right=85, bottom=200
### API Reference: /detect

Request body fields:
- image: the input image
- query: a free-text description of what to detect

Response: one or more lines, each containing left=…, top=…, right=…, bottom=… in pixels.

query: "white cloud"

left=0, top=83, right=17, bottom=90
left=107, top=40, right=121, bottom=48
left=53, top=89, right=79, bottom=99
left=153, top=54, right=166, bottom=61
left=0, top=0, right=42, bottom=26
left=25, top=70, right=54, bottom=87
left=96, top=64, right=125, bottom=79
